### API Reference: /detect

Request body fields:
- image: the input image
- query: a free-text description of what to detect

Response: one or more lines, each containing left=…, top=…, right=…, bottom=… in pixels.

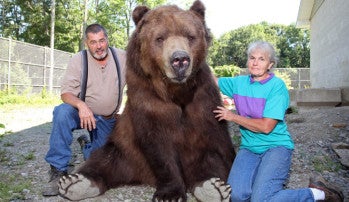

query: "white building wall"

left=310, top=0, right=349, bottom=88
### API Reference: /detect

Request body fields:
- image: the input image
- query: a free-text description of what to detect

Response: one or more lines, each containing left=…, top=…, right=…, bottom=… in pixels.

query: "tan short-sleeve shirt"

left=61, top=47, right=126, bottom=116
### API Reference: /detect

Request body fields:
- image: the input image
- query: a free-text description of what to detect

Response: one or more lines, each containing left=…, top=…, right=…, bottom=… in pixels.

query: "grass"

left=312, top=155, right=343, bottom=172
left=231, top=135, right=241, bottom=147
left=0, top=143, right=36, bottom=200
left=0, top=173, right=32, bottom=201
left=0, top=88, right=61, bottom=136
left=0, top=88, right=62, bottom=108
left=22, top=151, right=36, bottom=161
left=3, top=141, right=14, bottom=147
left=0, top=89, right=58, bottom=199
left=0, top=149, right=10, bottom=162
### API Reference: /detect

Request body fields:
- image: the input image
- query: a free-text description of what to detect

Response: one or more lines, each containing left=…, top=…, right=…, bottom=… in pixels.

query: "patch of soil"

left=0, top=106, right=348, bottom=201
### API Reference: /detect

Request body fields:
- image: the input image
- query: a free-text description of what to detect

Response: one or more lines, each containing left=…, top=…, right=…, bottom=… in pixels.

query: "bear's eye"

left=156, top=37, right=164, bottom=43
left=188, top=35, right=195, bottom=42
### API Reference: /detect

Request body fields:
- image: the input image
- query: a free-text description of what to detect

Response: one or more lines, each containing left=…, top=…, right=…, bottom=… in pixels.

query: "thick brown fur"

left=66, top=1, right=235, bottom=201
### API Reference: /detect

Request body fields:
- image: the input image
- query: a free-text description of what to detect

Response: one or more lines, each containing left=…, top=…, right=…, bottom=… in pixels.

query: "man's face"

left=85, top=31, right=109, bottom=60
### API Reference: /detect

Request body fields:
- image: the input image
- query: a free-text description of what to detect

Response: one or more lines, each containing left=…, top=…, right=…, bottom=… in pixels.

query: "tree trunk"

left=79, top=0, right=88, bottom=51
left=49, top=0, right=55, bottom=93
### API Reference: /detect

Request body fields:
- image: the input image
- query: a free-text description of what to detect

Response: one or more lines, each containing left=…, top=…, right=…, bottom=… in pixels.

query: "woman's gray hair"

left=246, top=41, right=278, bottom=68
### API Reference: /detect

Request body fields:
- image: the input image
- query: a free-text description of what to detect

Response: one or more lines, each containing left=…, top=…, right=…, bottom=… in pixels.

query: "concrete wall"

left=310, top=0, right=349, bottom=88
left=290, top=87, right=349, bottom=106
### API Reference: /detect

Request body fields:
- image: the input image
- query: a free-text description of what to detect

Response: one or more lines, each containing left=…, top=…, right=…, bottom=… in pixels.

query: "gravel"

left=0, top=105, right=348, bottom=201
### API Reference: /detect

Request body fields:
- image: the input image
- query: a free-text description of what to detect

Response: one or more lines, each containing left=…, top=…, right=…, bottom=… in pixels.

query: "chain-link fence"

left=0, top=37, right=310, bottom=95
left=0, top=37, right=73, bottom=94
left=239, top=68, right=310, bottom=89
left=275, top=68, right=311, bottom=89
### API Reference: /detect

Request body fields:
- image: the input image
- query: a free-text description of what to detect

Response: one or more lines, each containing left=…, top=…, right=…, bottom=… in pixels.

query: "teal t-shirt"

left=218, top=74, right=294, bottom=154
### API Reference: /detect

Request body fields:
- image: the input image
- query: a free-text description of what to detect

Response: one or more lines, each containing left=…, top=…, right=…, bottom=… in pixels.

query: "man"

left=42, top=23, right=127, bottom=196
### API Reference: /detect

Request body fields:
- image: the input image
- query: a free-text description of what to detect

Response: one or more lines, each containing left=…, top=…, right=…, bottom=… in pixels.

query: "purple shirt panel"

left=233, top=94, right=266, bottom=119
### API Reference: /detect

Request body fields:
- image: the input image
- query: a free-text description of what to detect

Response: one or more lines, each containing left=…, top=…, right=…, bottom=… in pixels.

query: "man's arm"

left=61, top=92, right=96, bottom=131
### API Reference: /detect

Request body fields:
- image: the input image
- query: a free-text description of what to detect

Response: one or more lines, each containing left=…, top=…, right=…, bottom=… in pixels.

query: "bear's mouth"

left=170, top=51, right=191, bottom=82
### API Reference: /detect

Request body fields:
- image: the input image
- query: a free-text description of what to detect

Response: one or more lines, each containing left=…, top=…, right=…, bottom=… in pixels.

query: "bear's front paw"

left=152, top=185, right=187, bottom=202
left=58, top=173, right=100, bottom=201
left=193, top=178, right=231, bottom=202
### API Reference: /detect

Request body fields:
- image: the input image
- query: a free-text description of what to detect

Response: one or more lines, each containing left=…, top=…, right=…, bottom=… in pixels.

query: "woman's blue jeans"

left=228, top=146, right=315, bottom=202
left=45, top=103, right=116, bottom=172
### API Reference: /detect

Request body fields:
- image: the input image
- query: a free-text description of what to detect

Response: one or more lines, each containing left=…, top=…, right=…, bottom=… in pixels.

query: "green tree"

left=53, top=0, right=84, bottom=52
left=0, top=0, right=83, bottom=52
left=209, top=22, right=278, bottom=68
left=0, top=0, right=23, bottom=39
left=208, top=22, right=310, bottom=69
left=19, top=0, right=51, bottom=46
left=0, top=0, right=166, bottom=52
left=92, top=0, right=166, bottom=49
left=277, top=24, right=310, bottom=68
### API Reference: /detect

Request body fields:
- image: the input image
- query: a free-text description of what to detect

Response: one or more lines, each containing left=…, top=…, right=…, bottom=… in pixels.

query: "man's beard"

left=91, top=49, right=108, bottom=61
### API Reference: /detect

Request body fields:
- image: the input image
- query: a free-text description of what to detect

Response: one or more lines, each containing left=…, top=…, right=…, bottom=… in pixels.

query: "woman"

left=213, top=41, right=343, bottom=202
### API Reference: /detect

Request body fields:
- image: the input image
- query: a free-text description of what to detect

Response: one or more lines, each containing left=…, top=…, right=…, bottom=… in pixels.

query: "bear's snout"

left=170, top=51, right=191, bottom=81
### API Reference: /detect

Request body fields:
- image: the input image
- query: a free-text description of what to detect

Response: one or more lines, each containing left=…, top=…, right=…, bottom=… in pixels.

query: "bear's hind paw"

left=58, top=173, right=100, bottom=201
left=193, top=178, right=231, bottom=202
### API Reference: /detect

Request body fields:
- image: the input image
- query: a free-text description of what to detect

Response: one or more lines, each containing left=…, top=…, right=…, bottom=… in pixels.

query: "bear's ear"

left=189, top=0, right=205, bottom=20
left=132, top=5, right=150, bottom=26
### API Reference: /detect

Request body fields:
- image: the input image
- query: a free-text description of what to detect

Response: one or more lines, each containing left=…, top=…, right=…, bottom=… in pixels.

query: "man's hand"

left=77, top=102, right=96, bottom=131
left=61, top=92, right=96, bottom=131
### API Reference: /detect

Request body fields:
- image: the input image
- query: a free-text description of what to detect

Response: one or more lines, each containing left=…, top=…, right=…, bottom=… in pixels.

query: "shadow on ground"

left=0, top=123, right=160, bottom=201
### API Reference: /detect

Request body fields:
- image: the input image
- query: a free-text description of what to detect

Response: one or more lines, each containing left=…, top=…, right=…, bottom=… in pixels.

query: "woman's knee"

left=231, top=190, right=251, bottom=202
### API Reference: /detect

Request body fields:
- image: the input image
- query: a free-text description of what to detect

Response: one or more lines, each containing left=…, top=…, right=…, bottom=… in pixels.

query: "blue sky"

left=169, top=0, right=302, bottom=38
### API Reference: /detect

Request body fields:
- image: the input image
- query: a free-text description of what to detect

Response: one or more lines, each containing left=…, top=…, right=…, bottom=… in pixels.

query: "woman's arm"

left=213, top=106, right=278, bottom=134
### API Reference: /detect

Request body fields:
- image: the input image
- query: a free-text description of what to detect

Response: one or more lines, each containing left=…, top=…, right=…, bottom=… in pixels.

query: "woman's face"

left=247, top=48, right=274, bottom=81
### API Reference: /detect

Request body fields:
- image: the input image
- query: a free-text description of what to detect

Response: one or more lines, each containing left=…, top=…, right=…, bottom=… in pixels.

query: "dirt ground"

left=0, top=105, right=348, bottom=201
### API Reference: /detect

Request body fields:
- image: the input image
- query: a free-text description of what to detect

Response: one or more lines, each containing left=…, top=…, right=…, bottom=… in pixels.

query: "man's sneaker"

left=42, top=165, right=67, bottom=196
left=77, top=134, right=90, bottom=149
left=309, top=172, right=344, bottom=202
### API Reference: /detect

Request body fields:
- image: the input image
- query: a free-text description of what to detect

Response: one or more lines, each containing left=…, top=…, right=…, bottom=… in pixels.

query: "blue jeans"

left=45, top=103, right=116, bottom=172
left=228, top=146, right=315, bottom=202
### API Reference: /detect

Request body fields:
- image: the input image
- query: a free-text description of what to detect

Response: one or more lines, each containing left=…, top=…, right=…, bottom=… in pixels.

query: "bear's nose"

left=170, top=51, right=190, bottom=80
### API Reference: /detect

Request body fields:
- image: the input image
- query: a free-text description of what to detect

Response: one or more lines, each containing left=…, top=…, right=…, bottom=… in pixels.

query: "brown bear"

left=58, top=1, right=235, bottom=201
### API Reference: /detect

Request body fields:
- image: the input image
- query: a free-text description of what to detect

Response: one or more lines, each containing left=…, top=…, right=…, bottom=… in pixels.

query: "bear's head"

left=127, top=0, right=212, bottom=84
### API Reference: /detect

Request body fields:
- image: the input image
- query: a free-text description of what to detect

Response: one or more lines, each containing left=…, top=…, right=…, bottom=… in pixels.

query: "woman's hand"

left=213, top=106, right=235, bottom=121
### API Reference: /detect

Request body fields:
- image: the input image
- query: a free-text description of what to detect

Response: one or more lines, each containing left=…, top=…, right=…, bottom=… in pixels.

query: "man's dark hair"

left=84, top=23, right=108, bottom=40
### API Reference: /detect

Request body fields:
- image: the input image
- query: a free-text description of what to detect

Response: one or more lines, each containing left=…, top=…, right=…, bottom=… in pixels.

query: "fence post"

left=298, top=69, right=301, bottom=89
left=44, top=47, right=47, bottom=88
left=7, top=38, right=12, bottom=91
left=49, top=47, right=54, bottom=93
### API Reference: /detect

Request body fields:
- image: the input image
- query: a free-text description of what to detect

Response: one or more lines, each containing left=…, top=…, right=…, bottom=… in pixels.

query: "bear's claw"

left=193, top=178, right=231, bottom=202
left=58, top=173, right=100, bottom=201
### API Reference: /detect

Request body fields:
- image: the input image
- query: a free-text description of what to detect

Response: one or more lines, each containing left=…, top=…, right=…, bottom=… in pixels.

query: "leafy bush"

left=274, top=69, right=294, bottom=90
left=213, top=65, right=241, bottom=77
left=213, top=65, right=294, bottom=90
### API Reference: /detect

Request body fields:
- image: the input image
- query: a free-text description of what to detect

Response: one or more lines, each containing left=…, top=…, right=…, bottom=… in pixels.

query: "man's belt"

left=102, top=113, right=119, bottom=120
